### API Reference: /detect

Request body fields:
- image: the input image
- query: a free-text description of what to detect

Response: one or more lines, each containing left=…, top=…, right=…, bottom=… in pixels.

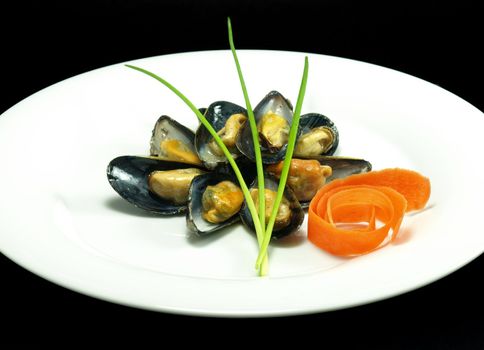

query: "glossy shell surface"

left=107, top=155, right=203, bottom=215
left=195, top=101, right=247, bottom=169
left=239, top=175, right=304, bottom=240
left=186, top=172, right=242, bottom=236
left=236, top=91, right=299, bottom=164
left=150, top=115, right=198, bottom=159
left=295, top=113, right=339, bottom=157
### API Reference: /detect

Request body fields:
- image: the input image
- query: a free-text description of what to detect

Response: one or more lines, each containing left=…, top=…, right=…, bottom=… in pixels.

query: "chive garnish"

left=255, top=56, right=309, bottom=273
left=125, top=64, right=265, bottom=248
left=227, top=17, right=268, bottom=274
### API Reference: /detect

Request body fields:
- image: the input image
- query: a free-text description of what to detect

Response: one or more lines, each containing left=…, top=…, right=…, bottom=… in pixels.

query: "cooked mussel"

left=195, top=101, right=247, bottom=169
left=150, top=115, right=202, bottom=166
left=236, top=91, right=299, bottom=164
left=240, top=175, right=304, bottom=240
left=312, top=156, right=372, bottom=182
left=266, top=159, right=333, bottom=202
left=187, top=172, right=243, bottom=235
left=294, top=113, right=339, bottom=157
left=267, top=157, right=372, bottom=208
left=107, top=155, right=205, bottom=215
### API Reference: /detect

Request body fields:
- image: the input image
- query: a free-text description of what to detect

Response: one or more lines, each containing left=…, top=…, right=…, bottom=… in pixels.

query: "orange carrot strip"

left=318, top=168, right=431, bottom=212
left=308, top=168, right=430, bottom=256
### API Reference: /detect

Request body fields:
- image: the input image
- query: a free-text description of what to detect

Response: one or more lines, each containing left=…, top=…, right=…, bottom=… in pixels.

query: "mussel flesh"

left=107, top=156, right=205, bottom=215
left=266, top=159, right=333, bottom=202
left=187, top=172, right=243, bottom=235
left=202, top=180, right=244, bottom=224
left=250, top=188, right=293, bottom=231
left=257, top=112, right=290, bottom=152
left=150, top=115, right=202, bottom=166
left=148, top=168, right=205, bottom=205
left=266, top=156, right=372, bottom=208
left=240, top=175, right=304, bottom=240
left=195, top=101, right=247, bottom=169
left=236, top=91, right=299, bottom=164
left=294, top=113, right=339, bottom=158
left=207, top=113, right=247, bottom=156
left=313, top=156, right=372, bottom=182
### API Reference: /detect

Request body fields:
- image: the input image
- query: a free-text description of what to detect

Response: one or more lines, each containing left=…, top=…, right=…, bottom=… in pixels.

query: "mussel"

left=294, top=113, right=339, bottom=157
left=267, top=157, right=372, bottom=208
left=266, top=159, right=332, bottom=203
left=108, top=89, right=370, bottom=244
left=195, top=101, right=247, bottom=169
left=187, top=172, right=244, bottom=235
left=236, top=91, right=299, bottom=164
left=107, top=155, right=205, bottom=215
left=240, top=175, right=304, bottom=240
left=314, top=156, right=372, bottom=182
left=150, top=115, right=202, bottom=166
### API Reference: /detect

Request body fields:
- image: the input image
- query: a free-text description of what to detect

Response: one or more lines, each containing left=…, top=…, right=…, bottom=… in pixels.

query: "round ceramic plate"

left=1, top=50, right=483, bottom=317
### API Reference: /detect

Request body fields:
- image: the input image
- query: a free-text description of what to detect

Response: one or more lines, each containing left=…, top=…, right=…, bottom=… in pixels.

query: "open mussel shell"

left=150, top=115, right=201, bottom=165
left=107, top=155, right=204, bottom=215
left=236, top=91, right=300, bottom=164
left=195, top=101, right=247, bottom=170
left=315, top=156, right=372, bottom=182
left=240, top=175, right=304, bottom=240
left=295, top=113, right=339, bottom=157
left=186, top=172, right=242, bottom=236
left=295, top=156, right=372, bottom=208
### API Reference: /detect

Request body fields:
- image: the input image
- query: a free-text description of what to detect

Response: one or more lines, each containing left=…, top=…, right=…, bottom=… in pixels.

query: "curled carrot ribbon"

left=308, top=168, right=431, bottom=256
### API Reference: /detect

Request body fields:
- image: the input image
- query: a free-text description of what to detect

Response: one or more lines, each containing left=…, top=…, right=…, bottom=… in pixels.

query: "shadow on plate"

left=186, top=222, right=306, bottom=248
left=235, top=225, right=306, bottom=248
left=104, top=196, right=162, bottom=218
left=392, top=227, right=414, bottom=245
left=270, top=227, right=306, bottom=248
left=186, top=224, right=235, bottom=247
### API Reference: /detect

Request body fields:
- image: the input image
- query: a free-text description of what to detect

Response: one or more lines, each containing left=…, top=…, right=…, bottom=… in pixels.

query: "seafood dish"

left=107, top=90, right=372, bottom=238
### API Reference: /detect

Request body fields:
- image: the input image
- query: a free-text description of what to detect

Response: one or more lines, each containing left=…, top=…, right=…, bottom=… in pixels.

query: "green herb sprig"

left=256, top=57, right=309, bottom=270
left=227, top=17, right=268, bottom=274
left=226, top=18, right=309, bottom=276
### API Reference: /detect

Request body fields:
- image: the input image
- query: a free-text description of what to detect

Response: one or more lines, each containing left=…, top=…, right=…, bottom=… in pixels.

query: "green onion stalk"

left=255, top=56, right=309, bottom=272
left=227, top=17, right=268, bottom=274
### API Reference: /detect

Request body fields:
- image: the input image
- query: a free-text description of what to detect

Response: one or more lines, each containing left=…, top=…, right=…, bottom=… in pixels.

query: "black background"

left=1, top=0, right=483, bottom=346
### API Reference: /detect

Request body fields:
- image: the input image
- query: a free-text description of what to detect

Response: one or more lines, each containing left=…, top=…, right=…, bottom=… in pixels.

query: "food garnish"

left=308, top=168, right=431, bottom=256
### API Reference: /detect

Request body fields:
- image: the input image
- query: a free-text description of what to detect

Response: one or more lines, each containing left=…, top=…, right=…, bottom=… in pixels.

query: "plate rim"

left=1, top=49, right=483, bottom=317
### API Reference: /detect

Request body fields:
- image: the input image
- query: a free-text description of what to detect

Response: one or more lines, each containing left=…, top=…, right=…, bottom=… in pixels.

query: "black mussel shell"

left=186, top=172, right=242, bottom=236
left=195, top=101, right=247, bottom=169
left=150, top=115, right=199, bottom=161
left=107, top=156, right=204, bottom=215
left=296, top=113, right=339, bottom=157
left=296, top=156, right=372, bottom=209
left=236, top=91, right=300, bottom=164
left=313, top=156, right=372, bottom=182
left=240, top=175, right=304, bottom=240
left=212, top=155, right=257, bottom=186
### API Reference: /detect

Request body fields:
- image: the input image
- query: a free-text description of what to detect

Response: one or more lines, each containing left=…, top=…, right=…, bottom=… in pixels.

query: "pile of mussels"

left=107, top=91, right=371, bottom=239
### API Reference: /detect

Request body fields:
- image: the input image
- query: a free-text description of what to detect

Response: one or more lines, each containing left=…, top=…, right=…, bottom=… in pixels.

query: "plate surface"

left=1, top=50, right=483, bottom=317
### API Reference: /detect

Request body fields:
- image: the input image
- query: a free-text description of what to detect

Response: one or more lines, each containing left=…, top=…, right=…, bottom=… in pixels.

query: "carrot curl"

left=308, top=168, right=431, bottom=256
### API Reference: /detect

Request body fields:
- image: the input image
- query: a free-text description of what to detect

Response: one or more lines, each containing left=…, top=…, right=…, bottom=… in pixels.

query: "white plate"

left=1, top=50, right=483, bottom=317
